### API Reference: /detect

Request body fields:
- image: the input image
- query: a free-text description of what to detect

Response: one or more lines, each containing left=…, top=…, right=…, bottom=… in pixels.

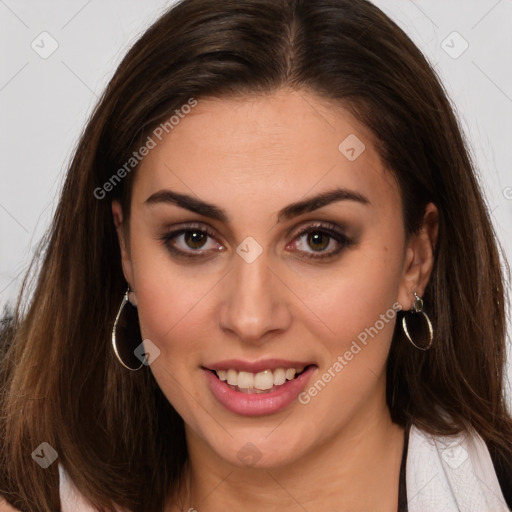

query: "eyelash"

left=158, top=222, right=352, bottom=261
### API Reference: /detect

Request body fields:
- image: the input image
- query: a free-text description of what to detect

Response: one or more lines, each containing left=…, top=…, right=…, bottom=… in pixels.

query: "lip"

left=203, top=364, right=318, bottom=416
left=204, top=358, right=315, bottom=373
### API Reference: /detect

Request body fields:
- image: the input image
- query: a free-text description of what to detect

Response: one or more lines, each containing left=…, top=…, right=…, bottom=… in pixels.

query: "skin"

left=112, top=87, right=438, bottom=512
left=0, top=500, right=17, bottom=512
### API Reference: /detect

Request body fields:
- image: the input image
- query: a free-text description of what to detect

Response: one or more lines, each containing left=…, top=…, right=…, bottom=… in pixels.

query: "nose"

left=218, top=249, right=292, bottom=344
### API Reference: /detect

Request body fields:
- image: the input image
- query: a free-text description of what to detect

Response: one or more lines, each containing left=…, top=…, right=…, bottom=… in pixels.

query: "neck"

left=169, top=405, right=405, bottom=512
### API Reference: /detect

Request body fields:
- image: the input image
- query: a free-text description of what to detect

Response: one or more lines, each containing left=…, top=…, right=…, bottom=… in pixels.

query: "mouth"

left=202, top=359, right=318, bottom=416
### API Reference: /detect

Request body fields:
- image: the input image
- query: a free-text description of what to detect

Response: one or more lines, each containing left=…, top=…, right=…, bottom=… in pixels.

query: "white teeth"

left=214, top=366, right=307, bottom=392
left=273, top=368, right=286, bottom=386
left=285, top=368, right=296, bottom=380
left=254, top=370, right=274, bottom=390
left=237, top=371, right=254, bottom=389
left=227, top=369, right=238, bottom=386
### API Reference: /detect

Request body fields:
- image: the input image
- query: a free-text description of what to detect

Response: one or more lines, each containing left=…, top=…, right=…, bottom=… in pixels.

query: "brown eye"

left=159, top=223, right=224, bottom=259
left=306, top=231, right=330, bottom=252
left=289, top=223, right=352, bottom=260
left=184, top=230, right=208, bottom=250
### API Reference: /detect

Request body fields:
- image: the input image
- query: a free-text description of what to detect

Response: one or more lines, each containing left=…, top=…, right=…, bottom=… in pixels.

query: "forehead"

left=133, top=88, right=401, bottom=221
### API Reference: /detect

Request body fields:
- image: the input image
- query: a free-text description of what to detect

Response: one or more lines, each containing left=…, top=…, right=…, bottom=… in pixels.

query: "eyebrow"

left=145, top=186, right=370, bottom=223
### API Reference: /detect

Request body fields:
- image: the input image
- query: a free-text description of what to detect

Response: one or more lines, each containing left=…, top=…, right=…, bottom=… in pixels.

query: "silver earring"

left=112, top=286, right=144, bottom=371
left=401, top=292, right=433, bottom=351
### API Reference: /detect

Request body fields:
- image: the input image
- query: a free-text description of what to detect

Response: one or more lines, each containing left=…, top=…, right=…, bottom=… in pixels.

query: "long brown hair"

left=1, top=0, right=511, bottom=510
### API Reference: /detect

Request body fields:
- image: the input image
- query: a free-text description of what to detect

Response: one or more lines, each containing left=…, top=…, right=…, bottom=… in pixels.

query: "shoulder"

left=406, top=424, right=512, bottom=511
left=0, top=498, right=20, bottom=512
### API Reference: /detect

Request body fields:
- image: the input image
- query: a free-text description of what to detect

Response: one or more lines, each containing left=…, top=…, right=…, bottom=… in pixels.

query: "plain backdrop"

left=1, top=0, right=511, bottom=400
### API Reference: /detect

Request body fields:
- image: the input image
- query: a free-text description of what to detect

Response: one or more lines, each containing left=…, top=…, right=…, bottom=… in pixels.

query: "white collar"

left=406, top=424, right=508, bottom=511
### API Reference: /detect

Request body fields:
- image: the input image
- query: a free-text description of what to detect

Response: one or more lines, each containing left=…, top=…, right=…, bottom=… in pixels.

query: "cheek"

left=296, top=245, right=403, bottom=428
left=310, top=239, right=404, bottom=347
left=127, top=220, right=211, bottom=348
left=134, top=271, right=213, bottom=361
left=130, top=254, right=212, bottom=421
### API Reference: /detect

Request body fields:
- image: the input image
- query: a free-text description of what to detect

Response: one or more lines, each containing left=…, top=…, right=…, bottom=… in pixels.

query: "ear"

left=397, top=202, right=439, bottom=310
left=112, top=200, right=135, bottom=290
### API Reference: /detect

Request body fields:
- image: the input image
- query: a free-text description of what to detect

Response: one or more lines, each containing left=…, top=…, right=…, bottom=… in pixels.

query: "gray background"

left=1, top=0, right=511, bottom=399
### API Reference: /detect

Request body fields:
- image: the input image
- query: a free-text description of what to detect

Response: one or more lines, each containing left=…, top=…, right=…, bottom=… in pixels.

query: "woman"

left=1, top=0, right=511, bottom=510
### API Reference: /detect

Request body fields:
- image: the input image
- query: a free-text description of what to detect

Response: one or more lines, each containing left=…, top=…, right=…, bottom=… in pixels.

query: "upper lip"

left=203, top=359, right=316, bottom=373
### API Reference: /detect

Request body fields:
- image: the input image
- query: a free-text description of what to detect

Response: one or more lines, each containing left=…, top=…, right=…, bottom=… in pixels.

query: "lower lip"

left=203, top=366, right=317, bottom=416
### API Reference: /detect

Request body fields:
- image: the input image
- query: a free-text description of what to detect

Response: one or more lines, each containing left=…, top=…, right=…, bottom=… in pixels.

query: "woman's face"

left=113, top=88, right=433, bottom=469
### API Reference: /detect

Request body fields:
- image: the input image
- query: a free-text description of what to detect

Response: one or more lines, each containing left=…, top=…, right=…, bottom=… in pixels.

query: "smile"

left=203, top=360, right=318, bottom=416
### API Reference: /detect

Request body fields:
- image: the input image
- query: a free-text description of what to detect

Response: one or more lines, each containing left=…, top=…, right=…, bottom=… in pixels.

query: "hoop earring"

left=112, top=286, right=144, bottom=371
left=401, top=292, right=433, bottom=351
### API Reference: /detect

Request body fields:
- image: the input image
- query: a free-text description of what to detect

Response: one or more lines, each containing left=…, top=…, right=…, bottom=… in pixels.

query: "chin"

left=203, top=425, right=312, bottom=470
